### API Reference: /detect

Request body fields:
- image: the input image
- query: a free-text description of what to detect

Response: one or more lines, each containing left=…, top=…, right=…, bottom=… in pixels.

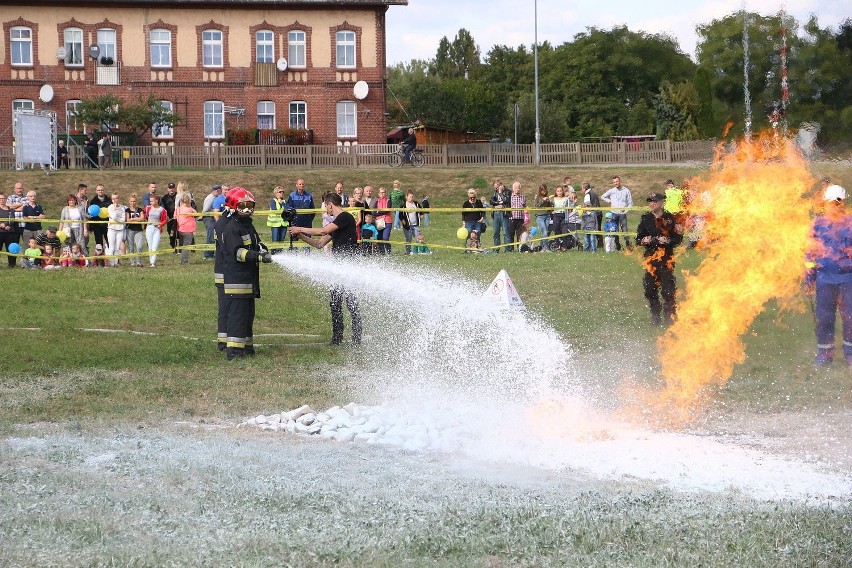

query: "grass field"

left=1, top=163, right=851, bottom=566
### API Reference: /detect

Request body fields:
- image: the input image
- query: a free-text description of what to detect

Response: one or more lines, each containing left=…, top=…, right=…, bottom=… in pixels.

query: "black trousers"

left=167, top=218, right=178, bottom=250
left=0, top=231, right=19, bottom=267
left=330, top=286, right=361, bottom=344
left=216, top=284, right=227, bottom=345
left=92, top=224, right=108, bottom=247
left=508, top=218, right=525, bottom=250
left=225, top=295, right=255, bottom=349
left=643, top=263, right=677, bottom=322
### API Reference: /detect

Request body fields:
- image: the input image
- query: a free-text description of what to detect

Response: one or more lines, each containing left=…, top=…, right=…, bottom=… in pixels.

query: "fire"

left=652, top=132, right=816, bottom=424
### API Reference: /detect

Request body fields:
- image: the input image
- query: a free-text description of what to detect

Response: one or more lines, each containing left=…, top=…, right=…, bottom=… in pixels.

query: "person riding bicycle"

left=401, top=128, right=417, bottom=163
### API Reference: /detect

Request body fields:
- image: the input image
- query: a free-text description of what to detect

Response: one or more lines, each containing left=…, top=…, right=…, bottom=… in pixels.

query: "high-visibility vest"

left=267, top=198, right=286, bottom=227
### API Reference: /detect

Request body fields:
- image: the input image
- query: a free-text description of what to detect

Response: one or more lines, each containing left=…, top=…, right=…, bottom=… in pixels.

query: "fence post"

left=215, top=144, right=221, bottom=169
left=620, top=142, right=627, bottom=163
left=665, top=140, right=672, bottom=163
left=261, top=144, right=267, bottom=169
left=306, top=144, right=313, bottom=169
left=442, top=144, right=448, bottom=166
left=487, top=143, right=493, bottom=166
left=353, top=145, right=359, bottom=168
left=167, top=146, right=174, bottom=169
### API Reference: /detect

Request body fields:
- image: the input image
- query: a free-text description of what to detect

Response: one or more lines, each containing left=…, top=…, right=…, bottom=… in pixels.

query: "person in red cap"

left=636, top=192, right=684, bottom=327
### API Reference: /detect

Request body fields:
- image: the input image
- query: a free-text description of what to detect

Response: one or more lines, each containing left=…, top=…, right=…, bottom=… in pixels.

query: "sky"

left=385, top=0, right=851, bottom=65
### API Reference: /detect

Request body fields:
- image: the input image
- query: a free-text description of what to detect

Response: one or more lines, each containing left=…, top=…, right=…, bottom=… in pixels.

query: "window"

left=11, top=26, right=32, bottom=66
left=97, top=28, right=116, bottom=61
left=150, top=29, right=171, bottom=67
left=256, top=30, right=273, bottom=63
left=64, top=28, right=83, bottom=66
left=204, top=101, right=224, bottom=138
left=13, top=99, right=34, bottom=126
left=289, top=101, right=307, bottom=130
left=288, top=31, right=306, bottom=67
left=335, top=30, right=355, bottom=68
left=336, top=101, right=356, bottom=138
left=202, top=30, right=223, bottom=67
left=154, top=101, right=174, bottom=138
left=66, top=100, right=82, bottom=132
left=257, top=101, right=275, bottom=130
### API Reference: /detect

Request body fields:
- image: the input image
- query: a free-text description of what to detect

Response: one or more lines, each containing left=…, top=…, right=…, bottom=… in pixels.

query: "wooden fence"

left=4, top=139, right=716, bottom=170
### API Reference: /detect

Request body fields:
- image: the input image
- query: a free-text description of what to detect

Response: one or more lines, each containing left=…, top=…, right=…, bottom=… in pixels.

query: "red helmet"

left=226, top=187, right=255, bottom=210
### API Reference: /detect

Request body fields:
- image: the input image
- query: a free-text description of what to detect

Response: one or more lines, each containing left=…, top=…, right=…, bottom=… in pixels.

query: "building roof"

left=0, top=0, right=408, bottom=5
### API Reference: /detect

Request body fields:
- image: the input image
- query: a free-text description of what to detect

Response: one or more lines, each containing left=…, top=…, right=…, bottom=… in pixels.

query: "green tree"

left=430, top=28, right=482, bottom=80
left=72, top=94, right=182, bottom=140
left=654, top=81, right=701, bottom=140
left=501, top=92, right=567, bottom=144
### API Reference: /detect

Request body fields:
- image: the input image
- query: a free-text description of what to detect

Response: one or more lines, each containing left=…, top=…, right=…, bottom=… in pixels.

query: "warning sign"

left=484, top=269, right=523, bottom=307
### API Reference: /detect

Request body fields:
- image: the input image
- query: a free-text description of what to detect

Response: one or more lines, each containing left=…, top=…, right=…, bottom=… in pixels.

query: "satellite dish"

left=88, top=45, right=100, bottom=59
left=39, top=84, right=54, bottom=103
left=353, top=80, right=369, bottom=100
left=56, top=47, right=66, bottom=60
left=276, top=58, right=288, bottom=71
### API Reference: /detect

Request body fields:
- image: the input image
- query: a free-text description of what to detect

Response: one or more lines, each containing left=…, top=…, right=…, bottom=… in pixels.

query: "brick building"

left=0, top=0, right=406, bottom=147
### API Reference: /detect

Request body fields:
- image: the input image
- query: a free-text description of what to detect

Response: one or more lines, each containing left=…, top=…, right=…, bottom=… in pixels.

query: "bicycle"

left=387, top=145, right=425, bottom=168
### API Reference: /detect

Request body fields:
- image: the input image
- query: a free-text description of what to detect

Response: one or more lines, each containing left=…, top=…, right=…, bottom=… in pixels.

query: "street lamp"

left=534, top=0, right=541, bottom=166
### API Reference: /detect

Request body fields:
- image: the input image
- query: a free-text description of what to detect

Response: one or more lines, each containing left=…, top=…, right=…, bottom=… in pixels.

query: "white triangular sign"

left=484, top=269, right=523, bottom=307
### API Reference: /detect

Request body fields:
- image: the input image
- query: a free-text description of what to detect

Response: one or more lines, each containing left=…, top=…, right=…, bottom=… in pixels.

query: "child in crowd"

left=42, top=244, right=60, bottom=270
left=603, top=212, right=618, bottom=253
left=581, top=207, right=598, bottom=252
left=360, top=211, right=379, bottom=255
left=59, top=245, right=73, bottom=268
left=22, top=237, right=41, bottom=268
left=92, top=243, right=106, bottom=267
left=412, top=232, right=431, bottom=255
left=70, top=243, right=87, bottom=267
left=519, top=223, right=534, bottom=253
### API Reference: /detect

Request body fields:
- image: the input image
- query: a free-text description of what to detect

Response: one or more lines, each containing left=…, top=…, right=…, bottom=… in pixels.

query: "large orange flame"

left=652, top=132, right=815, bottom=424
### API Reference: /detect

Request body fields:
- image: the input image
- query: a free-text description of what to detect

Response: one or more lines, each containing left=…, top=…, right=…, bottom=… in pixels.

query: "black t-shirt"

left=331, top=211, right=358, bottom=256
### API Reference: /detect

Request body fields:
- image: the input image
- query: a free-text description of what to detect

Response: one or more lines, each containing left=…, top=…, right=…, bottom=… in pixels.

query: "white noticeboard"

left=14, top=110, right=56, bottom=169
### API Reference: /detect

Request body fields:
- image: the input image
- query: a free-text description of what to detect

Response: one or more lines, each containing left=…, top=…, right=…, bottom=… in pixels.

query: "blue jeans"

left=611, top=213, right=631, bottom=248
left=378, top=225, right=392, bottom=255
left=270, top=226, right=287, bottom=253
left=492, top=212, right=512, bottom=252
left=464, top=221, right=482, bottom=237
left=584, top=232, right=597, bottom=252
left=203, top=217, right=216, bottom=258
left=536, top=215, right=550, bottom=250
left=815, top=279, right=852, bottom=361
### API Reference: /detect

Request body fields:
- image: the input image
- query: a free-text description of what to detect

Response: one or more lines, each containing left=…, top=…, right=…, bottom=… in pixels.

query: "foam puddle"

left=253, top=253, right=852, bottom=502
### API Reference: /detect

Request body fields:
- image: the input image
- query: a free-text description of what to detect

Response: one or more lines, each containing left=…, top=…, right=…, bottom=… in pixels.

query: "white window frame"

left=289, top=101, right=307, bottom=130
left=12, top=99, right=34, bottom=129
left=11, top=26, right=33, bottom=66
left=150, top=29, right=172, bottom=68
left=202, top=30, right=223, bottom=68
left=64, top=28, right=84, bottom=67
left=154, top=100, right=174, bottom=138
left=256, top=30, right=273, bottom=64
left=97, top=28, right=116, bottom=61
left=204, top=101, right=224, bottom=139
left=288, top=30, right=306, bottom=68
left=336, top=101, right=356, bottom=138
left=335, top=30, right=355, bottom=69
left=257, top=101, right=275, bottom=130
left=66, top=100, right=83, bottom=133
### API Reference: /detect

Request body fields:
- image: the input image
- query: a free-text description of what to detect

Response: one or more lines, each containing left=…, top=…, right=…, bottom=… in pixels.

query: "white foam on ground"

left=265, top=254, right=852, bottom=502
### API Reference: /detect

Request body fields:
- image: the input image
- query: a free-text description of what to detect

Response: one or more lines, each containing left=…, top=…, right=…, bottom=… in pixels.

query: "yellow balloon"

left=456, top=227, right=469, bottom=241
left=57, top=230, right=67, bottom=242
left=99, top=208, right=109, bottom=219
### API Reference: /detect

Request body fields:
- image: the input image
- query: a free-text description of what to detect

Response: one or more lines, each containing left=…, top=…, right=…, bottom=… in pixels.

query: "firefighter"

left=806, top=181, right=852, bottom=367
left=213, top=189, right=233, bottom=351
left=219, top=188, right=272, bottom=360
left=636, top=192, right=684, bottom=327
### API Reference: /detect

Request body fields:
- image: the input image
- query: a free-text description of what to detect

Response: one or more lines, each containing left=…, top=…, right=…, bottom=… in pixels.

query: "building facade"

left=0, top=0, right=406, bottom=147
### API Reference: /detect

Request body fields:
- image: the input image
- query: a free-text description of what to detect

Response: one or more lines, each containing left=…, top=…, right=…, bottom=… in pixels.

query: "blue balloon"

left=88, top=204, right=100, bottom=217
left=530, top=227, right=539, bottom=236
left=8, top=242, right=20, bottom=254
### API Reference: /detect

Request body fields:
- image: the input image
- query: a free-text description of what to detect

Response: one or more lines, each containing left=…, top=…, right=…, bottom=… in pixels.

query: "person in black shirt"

left=636, top=192, right=684, bottom=327
left=290, top=193, right=361, bottom=344
left=401, top=127, right=416, bottom=163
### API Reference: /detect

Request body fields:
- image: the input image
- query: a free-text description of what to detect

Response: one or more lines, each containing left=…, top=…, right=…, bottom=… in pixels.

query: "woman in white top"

left=106, top=193, right=126, bottom=266
left=59, top=193, right=84, bottom=250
